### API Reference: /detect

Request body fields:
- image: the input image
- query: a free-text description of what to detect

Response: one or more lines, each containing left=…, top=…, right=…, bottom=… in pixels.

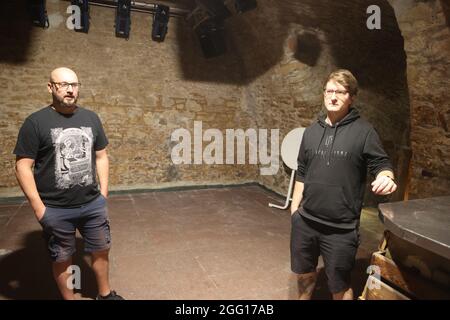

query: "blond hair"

left=324, top=69, right=358, bottom=96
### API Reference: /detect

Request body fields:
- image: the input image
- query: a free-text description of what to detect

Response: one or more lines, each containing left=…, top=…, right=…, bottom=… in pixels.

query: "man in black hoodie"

left=290, top=69, right=397, bottom=300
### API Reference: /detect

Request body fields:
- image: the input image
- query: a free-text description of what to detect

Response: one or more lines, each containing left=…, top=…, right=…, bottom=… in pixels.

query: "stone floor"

left=0, top=185, right=384, bottom=300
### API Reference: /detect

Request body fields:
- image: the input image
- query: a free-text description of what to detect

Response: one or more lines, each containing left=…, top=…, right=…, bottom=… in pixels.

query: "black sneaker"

left=96, top=290, right=124, bottom=300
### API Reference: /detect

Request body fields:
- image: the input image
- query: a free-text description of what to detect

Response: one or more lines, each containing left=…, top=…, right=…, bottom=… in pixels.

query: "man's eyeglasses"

left=51, top=82, right=81, bottom=90
left=324, top=89, right=348, bottom=97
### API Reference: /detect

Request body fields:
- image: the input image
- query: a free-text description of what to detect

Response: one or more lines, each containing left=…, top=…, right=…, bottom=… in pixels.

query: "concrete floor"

left=0, top=185, right=384, bottom=300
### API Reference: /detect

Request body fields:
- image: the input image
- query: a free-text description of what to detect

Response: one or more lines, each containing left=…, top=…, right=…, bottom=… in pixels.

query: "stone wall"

left=227, top=0, right=449, bottom=202
left=0, top=0, right=448, bottom=201
left=390, top=0, right=450, bottom=199
left=229, top=0, right=411, bottom=204
left=0, top=0, right=258, bottom=197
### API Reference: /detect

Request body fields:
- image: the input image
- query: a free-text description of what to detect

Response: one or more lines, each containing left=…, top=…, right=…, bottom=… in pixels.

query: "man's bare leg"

left=91, top=249, right=111, bottom=297
left=297, top=271, right=317, bottom=300
left=332, top=287, right=353, bottom=300
left=52, top=258, right=75, bottom=300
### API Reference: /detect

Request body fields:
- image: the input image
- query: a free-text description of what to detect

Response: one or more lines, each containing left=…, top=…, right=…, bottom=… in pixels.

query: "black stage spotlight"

left=197, top=0, right=231, bottom=20
left=71, top=0, right=89, bottom=33
left=152, top=5, right=170, bottom=42
left=195, top=19, right=226, bottom=59
left=115, top=0, right=131, bottom=39
left=28, top=0, right=49, bottom=28
left=235, top=0, right=257, bottom=13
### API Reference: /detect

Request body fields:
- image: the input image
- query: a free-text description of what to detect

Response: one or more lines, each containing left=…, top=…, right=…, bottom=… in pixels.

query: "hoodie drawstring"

left=316, top=108, right=360, bottom=166
left=326, top=124, right=339, bottom=166
left=316, top=126, right=326, bottom=157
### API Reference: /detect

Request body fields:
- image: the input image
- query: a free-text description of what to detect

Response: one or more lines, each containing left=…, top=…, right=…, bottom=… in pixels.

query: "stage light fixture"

left=235, top=0, right=257, bottom=13
left=152, top=5, right=170, bottom=42
left=28, top=0, right=49, bottom=28
left=196, top=0, right=231, bottom=20
left=115, top=0, right=131, bottom=39
left=195, top=19, right=227, bottom=59
left=71, top=0, right=89, bottom=33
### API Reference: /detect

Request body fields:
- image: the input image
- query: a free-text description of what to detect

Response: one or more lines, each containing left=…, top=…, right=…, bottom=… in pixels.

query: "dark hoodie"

left=296, top=108, right=393, bottom=229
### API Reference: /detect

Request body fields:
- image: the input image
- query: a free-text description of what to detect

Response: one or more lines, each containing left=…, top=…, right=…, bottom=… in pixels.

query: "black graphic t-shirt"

left=13, top=106, right=108, bottom=208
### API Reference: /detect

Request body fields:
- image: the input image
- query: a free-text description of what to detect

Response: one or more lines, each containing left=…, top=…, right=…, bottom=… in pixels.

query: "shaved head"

left=47, top=67, right=80, bottom=114
left=50, top=67, right=78, bottom=83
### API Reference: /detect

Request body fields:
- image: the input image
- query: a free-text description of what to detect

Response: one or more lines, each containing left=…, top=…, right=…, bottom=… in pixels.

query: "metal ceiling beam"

left=62, top=0, right=192, bottom=18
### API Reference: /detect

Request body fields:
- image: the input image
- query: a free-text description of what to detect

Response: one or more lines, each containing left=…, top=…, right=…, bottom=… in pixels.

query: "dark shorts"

left=290, top=211, right=360, bottom=294
left=39, top=194, right=111, bottom=263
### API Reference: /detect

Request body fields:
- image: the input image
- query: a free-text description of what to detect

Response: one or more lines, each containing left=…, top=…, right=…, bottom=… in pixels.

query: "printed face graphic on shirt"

left=51, top=127, right=94, bottom=189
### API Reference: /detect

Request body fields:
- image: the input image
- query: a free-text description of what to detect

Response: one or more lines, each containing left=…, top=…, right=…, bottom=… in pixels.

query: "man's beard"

left=56, top=94, right=78, bottom=108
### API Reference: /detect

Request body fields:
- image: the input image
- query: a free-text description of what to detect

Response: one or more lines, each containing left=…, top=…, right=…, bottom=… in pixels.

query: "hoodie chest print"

left=315, top=148, right=351, bottom=161
left=315, top=134, right=351, bottom=164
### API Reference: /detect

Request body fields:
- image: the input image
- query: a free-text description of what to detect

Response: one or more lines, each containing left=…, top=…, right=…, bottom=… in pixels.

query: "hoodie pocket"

left=302, top=182, right=355, bottom=222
